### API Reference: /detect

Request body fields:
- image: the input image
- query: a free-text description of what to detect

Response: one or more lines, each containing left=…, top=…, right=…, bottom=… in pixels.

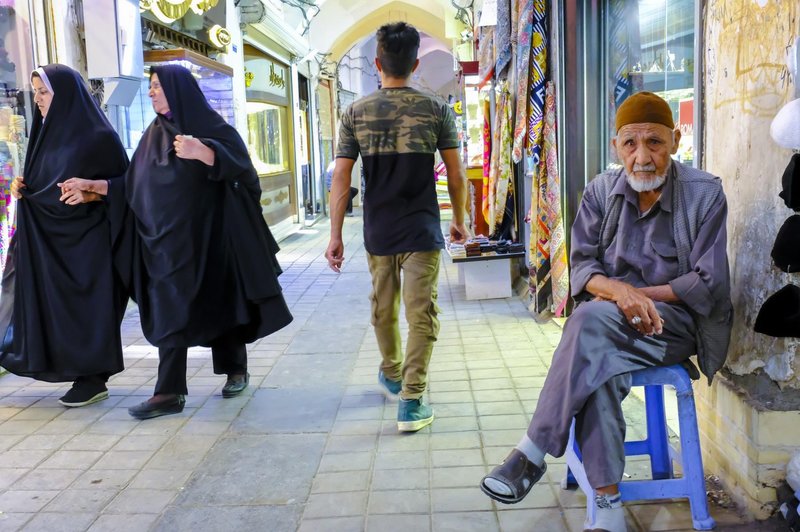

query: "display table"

left=450, top=251, right=525, bottom=300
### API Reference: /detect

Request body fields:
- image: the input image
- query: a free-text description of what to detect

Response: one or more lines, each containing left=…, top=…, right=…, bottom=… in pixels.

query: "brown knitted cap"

left=615, top=91, right=675, bottom=132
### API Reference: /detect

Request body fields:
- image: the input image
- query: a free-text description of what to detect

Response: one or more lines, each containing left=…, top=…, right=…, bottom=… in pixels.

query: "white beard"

left=625, top=171, right=667, bottom=192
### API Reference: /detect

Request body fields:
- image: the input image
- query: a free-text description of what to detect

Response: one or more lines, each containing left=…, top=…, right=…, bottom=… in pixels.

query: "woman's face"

left=32, top=76, right=53, bottom=118
left=149, top=73, right=170, bottom=115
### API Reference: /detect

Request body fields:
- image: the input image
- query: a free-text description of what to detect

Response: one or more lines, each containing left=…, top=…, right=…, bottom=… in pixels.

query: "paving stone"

left=374, top=450, right=429, bottom=470
left=38, top=450, right=103, bottom=470
left=129, top=469, right=192, bottom=490
left=0, top=513, right=32, bottom=531
left=371, top=468, right=429, bottom=491
left=431, top=448, right=484, bottom=468
left=376, top=434, right=429, bottom=453
left=431, top=511, right=499, bottom=532
left=304, top=491, right=368, bottom=519
left=158, top=504, right=303, bottom=532
left=232, top=387, right=342, bottom=433
left=297, top=516, right=365, bottom=532
left=21, top=511, right=96, bottom=531
left=72, top=468, right=138, bottom=491
left=86, top=513, right=159, bottom=532
left=175, top=434, right=325, bottom=506
left=0, top=468, right=29, bottom=489
left=62, top=434, right=122, bottom=452
left=14, top=468, right=82, bottom=491
left=430, top=466, right=487, bottom=489
left=326, top=434, right=379, bottom=453
left=368, top=489, right=430, bottom=514
left=429, top=432, right=481, bottom=450
left=431, top=487, right=493, bottom=512
left=0, top=450, right=52, bottom=469
left=366, top=514, right=430, bottom=532
left=318, top=451, right=374, bottom=473
left=0, top=490, right=60, bottom=512
left=311, top=470, right=371, bottom=494
left=44, top=489, right=118, bottom=513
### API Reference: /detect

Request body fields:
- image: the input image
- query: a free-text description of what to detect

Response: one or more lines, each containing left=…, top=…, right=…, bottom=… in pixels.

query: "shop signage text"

left=269, top=64, right=286, bottom=89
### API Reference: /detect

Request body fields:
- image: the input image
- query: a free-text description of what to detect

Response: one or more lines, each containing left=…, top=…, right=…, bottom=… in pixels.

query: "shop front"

left=242, top=45, right=297, bottom=237
left=0, top=1, right=38, bottom=271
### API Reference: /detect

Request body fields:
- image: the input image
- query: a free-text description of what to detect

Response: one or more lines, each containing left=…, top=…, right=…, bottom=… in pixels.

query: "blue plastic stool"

left=564, top=364, right=715, bottom=531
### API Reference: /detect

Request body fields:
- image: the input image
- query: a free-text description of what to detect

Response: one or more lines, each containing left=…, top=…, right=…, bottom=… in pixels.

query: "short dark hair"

left=376, top=22, right=420, bottom=78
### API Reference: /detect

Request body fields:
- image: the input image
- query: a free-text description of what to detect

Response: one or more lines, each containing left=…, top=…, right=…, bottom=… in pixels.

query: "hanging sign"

left=245, top=57, right=289, bottom=99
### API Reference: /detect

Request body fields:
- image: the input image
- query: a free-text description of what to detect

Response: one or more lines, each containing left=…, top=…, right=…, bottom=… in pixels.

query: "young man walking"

left=325, top=22, right=469, bottom=432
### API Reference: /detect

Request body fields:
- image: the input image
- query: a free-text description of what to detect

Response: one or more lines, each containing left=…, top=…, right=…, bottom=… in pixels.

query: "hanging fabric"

left=495, top=0, right=513, bottom=77
left=512, top=0, right=546, bottom=164
left=481, top=93, right=492, bottom=227
left=487, top=82, right=513, bottom=235
left=478, top=26, right=495, bottom=87
left=541, top=83, right=569, bottom=316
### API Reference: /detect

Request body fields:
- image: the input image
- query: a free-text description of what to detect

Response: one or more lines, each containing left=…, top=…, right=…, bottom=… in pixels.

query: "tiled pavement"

left=0, top=215, right=780, bottom=531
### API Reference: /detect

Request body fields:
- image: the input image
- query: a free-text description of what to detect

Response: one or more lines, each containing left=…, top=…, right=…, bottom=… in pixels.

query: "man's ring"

left=631, top=316, right=642, bottom=325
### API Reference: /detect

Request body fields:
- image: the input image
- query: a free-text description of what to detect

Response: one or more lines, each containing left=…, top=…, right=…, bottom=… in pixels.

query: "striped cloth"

left=513, top=0, right=547, bottom=164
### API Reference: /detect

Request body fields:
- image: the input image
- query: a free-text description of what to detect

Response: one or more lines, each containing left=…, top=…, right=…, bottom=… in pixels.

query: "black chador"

left=112, top=64, right=292, bottom=353
left=1, top=65, right=129, bottom=381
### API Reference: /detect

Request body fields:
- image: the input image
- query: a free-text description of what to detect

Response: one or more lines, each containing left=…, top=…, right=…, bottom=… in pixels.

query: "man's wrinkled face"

left=612, top=123, right=680, bottom=192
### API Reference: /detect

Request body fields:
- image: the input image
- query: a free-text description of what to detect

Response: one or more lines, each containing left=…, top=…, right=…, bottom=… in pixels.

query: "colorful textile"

left=495, top=0, right=512, bottom=77
left=488, top=83, right=513, bottom=234
left=543, top=83, right=569, bottom=315
left=513, top=0, right=547, bottom=164
left=530, top=83, right=569, bottom=315
left=477, top=26, right=495, bottom=87
left=481, top=93, right=491, bottom=224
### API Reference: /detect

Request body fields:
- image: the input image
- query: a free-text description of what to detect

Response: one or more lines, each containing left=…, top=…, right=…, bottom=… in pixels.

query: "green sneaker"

left=378, top=370, right=401, bottom=401
left=397, top=397, right=434, bottom=432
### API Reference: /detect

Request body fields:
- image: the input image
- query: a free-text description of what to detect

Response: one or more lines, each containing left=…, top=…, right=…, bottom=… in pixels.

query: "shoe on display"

left=397, top=397, right=434, bottom=432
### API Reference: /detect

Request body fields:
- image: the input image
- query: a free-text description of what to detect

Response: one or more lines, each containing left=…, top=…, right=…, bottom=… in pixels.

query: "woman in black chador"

left=3, top=65, right=129, bottom=406
left=64, top=65, right=293, bottom=420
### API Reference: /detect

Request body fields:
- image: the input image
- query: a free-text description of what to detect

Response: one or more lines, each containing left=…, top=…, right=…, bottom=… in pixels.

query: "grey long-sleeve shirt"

left=570, top=166, right=728, bottom=317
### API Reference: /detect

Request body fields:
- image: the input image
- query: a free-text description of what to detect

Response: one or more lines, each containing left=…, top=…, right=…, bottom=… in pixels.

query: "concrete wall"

left=704, top=0, right=800, bottom=388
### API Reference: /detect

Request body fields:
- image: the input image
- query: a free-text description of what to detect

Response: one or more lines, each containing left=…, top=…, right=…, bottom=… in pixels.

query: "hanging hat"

left=772, top=214, right=800, bottom=272
left=754, top=284, right=800, bottom=338
left=771, top=98, right=800, bottom=150
left=780, top=154, right=800, bottom=210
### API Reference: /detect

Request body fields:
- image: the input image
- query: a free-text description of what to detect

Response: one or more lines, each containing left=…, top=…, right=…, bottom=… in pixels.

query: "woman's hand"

left=174, top=135, right=215, bottom=166
left=59, top=188, right=101, bottom=205
left=59, top=177, right=108, bottom=196
left=10, top=176, right=25, bottom=199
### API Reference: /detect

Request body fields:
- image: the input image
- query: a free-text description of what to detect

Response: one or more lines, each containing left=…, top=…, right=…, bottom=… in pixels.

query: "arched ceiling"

left=303, top=0, right=463, bottom=61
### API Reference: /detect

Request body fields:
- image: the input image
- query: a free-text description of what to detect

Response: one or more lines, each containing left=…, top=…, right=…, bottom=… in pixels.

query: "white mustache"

left=633, top=164, right=657, bottom=172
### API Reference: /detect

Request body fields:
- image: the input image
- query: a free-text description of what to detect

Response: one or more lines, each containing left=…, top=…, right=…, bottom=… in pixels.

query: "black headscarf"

left=23, top=64, right=128, bottom=199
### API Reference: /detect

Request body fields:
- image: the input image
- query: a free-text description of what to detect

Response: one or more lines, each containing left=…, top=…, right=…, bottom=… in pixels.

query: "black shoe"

left=480, top=449, right=547, bottom=504
left=128, top=395, right=185, bottom=420
left=222, top=372, right=249, bottom=398
left=58, top=381, right=109, bottom=407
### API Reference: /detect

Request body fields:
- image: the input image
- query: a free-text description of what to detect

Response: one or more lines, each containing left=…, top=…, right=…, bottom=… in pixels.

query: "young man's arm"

left=325, top=157, right=356, bottom=272
left=440, top=149, right=469, bottom=243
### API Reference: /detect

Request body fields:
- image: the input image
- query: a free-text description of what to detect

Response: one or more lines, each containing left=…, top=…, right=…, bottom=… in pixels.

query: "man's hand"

left=587, top=275, right=664, bottom=336
left=449, top=219, right=469, bottom=244
left=10, top=176, right=24, bottom=199
left=59, top=188, right=101, bottom=205
left=325, top=238, right=345, bottom=272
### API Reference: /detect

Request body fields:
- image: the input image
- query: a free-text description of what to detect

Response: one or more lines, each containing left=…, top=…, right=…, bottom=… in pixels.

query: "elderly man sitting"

left=480, top=92, right=732, bottom=532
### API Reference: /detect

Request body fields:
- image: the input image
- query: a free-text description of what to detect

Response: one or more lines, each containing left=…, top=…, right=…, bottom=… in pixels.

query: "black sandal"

left=480, top=449, right=547, bottom=504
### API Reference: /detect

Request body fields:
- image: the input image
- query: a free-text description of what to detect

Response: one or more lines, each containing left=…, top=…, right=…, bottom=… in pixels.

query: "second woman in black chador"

left=63, top=65, right=293, bottom=419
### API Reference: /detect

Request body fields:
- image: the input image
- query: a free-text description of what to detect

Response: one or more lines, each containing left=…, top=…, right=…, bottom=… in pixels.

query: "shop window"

left=604, top=0, right=697, bottom=166
left=246, top=101, right=290, bottom=176
left=0, top=1, right=35, bottom=271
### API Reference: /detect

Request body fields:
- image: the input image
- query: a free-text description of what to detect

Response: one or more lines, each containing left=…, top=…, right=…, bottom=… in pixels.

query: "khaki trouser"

left=367, top=250, right=441, bottom=400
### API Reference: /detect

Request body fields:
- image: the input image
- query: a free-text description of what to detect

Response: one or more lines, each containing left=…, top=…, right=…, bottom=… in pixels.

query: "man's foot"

left=128, top=394, right=185, bottom=420
left=585, top=492, right=626, bottom=532
left=58, top=380, right=109, bottom=407
left=222, top=372, right=249, bottom=398
left=378, top=370, right=401, bottom=401
left=397, top=397, right=434, bottom=432
left=480, top=449, right=547, bottom=504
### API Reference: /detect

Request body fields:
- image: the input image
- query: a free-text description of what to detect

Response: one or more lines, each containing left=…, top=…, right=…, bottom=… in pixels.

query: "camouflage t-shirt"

left=336, top=87, right=459, bottom=255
